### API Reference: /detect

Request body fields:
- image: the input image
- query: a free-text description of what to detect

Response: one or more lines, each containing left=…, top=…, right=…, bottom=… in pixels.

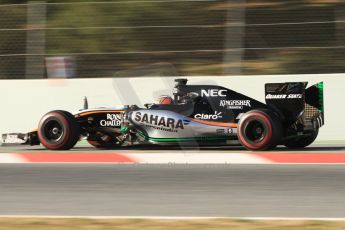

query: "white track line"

left=0, top=153, right=27, bottom=163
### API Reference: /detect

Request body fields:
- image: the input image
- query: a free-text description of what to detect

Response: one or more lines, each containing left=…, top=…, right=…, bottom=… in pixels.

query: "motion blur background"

left=0, top=0, right=344, bottom=79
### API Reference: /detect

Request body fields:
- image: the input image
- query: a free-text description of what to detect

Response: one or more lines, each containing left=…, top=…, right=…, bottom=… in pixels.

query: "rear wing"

left=265, top=82, right=324, bottom=129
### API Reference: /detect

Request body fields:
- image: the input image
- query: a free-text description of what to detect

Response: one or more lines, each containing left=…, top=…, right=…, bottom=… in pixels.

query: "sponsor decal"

left=216, top=129, right=225, bottom=134
left=265, top=94, right=303, bottom=99
left=201, top=89, right=227, bottom=97
left=219, top=100, right=251, bottom=109
left=134, top=112, right=187, bottom=132
left=194, top=111, right=223, bottom=120
left=100, top=113, right=121, bottom=127
left=216, top=128, right=235, bottom=135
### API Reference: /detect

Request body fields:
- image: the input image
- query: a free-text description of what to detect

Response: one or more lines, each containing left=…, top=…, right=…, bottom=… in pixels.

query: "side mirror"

left=144, top=103, right=154, bottom=109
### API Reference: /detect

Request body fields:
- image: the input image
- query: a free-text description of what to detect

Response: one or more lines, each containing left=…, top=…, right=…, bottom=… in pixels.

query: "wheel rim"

left=244, top=120, right=266, bottom=143
left=43, top=120, right=64, bottom=142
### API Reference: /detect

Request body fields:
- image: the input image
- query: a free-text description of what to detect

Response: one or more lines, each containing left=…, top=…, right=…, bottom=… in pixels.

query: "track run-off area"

left=0, top=144, right=345, bottom=218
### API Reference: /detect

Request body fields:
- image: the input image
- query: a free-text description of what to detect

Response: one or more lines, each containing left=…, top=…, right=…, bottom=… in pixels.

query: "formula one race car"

left=2, top=78, right=324, bottom=151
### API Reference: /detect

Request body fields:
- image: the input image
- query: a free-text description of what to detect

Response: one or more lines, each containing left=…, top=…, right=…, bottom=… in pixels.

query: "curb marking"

left=0, top=152, right=345, bottom=164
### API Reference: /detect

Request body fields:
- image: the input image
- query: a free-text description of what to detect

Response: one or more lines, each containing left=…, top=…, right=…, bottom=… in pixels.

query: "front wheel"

left=238, top=109, right=282, bottom=151
left=284, top=129, right=319, bottom=149
left=38, top=110, right=80, bottom=150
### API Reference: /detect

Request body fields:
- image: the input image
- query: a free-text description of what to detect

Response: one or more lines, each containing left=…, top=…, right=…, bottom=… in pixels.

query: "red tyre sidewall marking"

left=239, top=112, right=273, bottom=150
left=38, top=112, right=71, bottom=150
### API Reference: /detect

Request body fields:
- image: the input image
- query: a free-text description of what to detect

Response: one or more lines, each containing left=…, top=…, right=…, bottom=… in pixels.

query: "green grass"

left=0, top=218, right=344, bottom=230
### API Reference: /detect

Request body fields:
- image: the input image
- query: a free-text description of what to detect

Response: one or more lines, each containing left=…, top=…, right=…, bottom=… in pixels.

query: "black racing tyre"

left=38, top=110, right=80, bottom=150
left=284, top=129, right=319, bottom=149
left=238, top=109, right=282, bottom=151
left=87, top=134, right=118, bottom=149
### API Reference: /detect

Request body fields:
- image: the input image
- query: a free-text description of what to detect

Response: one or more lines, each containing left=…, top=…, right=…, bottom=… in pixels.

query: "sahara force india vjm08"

left=2, top=79, right=324, bottom=151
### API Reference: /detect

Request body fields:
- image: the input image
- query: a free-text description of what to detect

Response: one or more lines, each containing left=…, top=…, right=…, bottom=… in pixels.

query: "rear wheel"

left=284, top=129, right=319, bottom=149
left=238, top=109, right=282, bottom=151
left=38, top=110, right=80, bottom=150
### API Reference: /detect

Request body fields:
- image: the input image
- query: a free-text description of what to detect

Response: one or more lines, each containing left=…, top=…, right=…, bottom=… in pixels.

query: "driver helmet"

left=158, top=95, right=173, bottom=105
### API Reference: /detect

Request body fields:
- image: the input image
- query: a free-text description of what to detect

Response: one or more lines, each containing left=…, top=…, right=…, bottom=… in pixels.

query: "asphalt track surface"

left=0, top=144, right=345, bottom=217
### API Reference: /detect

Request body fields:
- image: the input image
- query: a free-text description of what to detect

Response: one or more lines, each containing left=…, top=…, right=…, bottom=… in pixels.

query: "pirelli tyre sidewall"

left=38, top=110, right=80, bottom=150
left=238, top=109, right=282, bottom=151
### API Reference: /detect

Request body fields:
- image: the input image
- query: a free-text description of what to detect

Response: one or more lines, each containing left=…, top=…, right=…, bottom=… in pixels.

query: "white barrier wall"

left=0, top=74, right=343, bottom=141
